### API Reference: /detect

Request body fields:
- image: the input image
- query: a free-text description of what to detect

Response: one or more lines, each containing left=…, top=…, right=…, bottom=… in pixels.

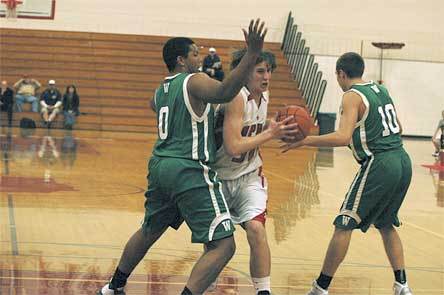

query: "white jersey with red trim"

left=213, top=87, right=268, bottom=180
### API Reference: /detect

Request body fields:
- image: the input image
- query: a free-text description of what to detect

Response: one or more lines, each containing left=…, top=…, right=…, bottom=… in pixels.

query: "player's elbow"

left=149, top=99, right=156, bottom=113
left=224, top=142, right=241, bottom=157
left=213, top=82, right=241, bottom=103
left=214, top=91, right=237, bottom=104
left=336, top=132, right=352, bottom=146
left=338, top=138, right=351, bottom=146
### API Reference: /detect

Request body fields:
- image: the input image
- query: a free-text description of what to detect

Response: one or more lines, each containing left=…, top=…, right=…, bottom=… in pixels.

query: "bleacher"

left=0, top=28, right=308, bottom=133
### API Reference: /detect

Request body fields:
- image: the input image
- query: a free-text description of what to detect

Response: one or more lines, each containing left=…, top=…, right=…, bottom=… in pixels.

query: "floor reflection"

left=0, top=128, right=79, bottom=192
left=271, top=152, right=320, bottom=243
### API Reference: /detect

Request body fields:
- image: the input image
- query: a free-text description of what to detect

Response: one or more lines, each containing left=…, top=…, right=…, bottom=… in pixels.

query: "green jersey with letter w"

left=152, top=73, right=216, bottom=163
left=346, top=81, right=403, bottom=163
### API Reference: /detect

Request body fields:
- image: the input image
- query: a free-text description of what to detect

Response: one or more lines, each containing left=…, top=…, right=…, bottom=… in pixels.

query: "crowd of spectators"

left=0, top=75, right=80, bottom=129
left=2, top=47, right=225, bottom=129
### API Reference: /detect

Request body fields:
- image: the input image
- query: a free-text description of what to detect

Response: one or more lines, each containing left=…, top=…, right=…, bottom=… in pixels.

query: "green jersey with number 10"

left=152, top=73, right=216, bottom=163
left=347, top=81, right=403, bottom=163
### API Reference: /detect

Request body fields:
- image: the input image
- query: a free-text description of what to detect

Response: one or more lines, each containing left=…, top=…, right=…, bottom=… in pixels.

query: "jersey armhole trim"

left=165, top=73, right=181, bottom=80
left=239, top=87, right=249, bottom=112
left=183, top=73, right=211, bottom=123
left=348, top=88, right=369, bottom=128
left=153, top=88, right=158, bottom=108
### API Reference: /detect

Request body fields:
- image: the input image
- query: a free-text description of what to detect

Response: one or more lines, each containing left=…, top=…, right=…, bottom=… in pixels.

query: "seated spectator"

left=40, top=80, right=62, bottom=128
left=14, top=76, right=41, bottom=112
left=1, top=80, right=14, bottom=126
left=202, top=47, right=225, bottom=81
left=62, top=85, right=80, bottom=129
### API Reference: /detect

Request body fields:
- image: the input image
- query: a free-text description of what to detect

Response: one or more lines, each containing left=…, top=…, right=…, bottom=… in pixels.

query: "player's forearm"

left=225, top=131, right=272, bottom=156
left=214, top=50, right=259, bottom=103
left=303, top=132, right=350, bottom=147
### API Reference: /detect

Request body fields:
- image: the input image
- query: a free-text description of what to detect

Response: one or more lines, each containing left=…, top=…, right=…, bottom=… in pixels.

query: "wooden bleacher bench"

left=0, top=28, right=310, bottom=134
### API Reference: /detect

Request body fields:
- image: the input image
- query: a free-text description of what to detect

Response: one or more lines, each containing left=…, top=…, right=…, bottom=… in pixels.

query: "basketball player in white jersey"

left=212, top=49, right=299, bottom=295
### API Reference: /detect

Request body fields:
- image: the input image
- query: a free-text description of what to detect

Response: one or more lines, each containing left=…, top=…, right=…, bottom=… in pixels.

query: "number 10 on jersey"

left=378, top=104, right=400, bottom=136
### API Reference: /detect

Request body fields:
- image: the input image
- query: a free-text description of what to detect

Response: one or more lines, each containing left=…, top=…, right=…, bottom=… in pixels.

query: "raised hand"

left=242, top=18, right=267, bottom=55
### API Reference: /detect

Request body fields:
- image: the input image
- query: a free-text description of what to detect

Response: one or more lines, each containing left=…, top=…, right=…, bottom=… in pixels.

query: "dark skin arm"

left=187, top=19, right=267, bottom=109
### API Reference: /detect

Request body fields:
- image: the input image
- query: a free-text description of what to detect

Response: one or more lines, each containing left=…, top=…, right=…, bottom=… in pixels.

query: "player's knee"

left=221, top=236, right=236, bottom=259
left=207, top=235, right=236, bottom=258
left=332, top=226, right=353, bottom=238
left=378, top=224, right=395, bottom=234
left=245, top=220, right=267, bottom=245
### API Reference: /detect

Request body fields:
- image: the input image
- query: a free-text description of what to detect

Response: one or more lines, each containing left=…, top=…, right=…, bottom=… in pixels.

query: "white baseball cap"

left=48, top=79, right=55, bottom=85
left=209, top=47, right=216, bottom=53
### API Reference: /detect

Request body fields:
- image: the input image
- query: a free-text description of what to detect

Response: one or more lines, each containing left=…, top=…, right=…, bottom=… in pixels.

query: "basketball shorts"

left=41, top=106, right=60, bottom=114
left=221, top=168, right=268, bottom=225
left=433, top=134, right=444, bottom=148
left=334, top=148, right=412, bottom=232
left=142, top=156, right=234, bottom=243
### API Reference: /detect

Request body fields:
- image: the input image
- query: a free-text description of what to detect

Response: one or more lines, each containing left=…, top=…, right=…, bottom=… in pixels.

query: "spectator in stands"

left=62, top=85, right=80, bottom=129
left=432, top=110, right=444, bottom=157
left=202, top=47, right=225, bottom=81
left=14, top=76, right=41, bottom=112
left=1, top=80, right=14, bottom=127
left=40, top=80, right=62, bottom=128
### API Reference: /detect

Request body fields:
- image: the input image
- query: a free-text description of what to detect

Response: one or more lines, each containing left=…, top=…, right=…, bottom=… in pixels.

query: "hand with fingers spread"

left=242, top=18, right=267, bottom=55
left=266, top=115, right=301, bottom=141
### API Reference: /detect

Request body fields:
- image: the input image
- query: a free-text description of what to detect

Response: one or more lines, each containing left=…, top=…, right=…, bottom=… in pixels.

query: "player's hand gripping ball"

left=276, top=105, right=313, bottom=143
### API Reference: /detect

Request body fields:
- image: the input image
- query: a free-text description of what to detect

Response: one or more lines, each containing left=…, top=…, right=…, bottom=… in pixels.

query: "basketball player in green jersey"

left=97, top=19, right=267, bottom=295
left=283, top=52, right=413, bottom=295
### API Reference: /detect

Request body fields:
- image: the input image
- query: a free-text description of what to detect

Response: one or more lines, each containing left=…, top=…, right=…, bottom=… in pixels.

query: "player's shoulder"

left=187, top=72, right=208, bottom=83
left=340, top=90, right=366, bottom=112
left=239, top=86, right=250, bottom=100
left=343, top=89, right=363, bottom=101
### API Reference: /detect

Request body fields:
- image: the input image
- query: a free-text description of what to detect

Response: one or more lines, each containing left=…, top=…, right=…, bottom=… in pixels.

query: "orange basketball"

left=276, top=105, right=313, bottom=142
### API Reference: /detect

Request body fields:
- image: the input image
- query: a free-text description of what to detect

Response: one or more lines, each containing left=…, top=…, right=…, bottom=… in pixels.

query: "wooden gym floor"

left=0, top=126, right=443, bottom=294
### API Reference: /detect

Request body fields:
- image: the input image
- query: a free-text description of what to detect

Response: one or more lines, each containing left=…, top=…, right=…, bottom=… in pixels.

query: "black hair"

left=230, top=49, right=277, bottom=71
left=336, top=52, right=365, bottom=78
left=162, top=37, right=195, bottom=72
left=65, top=84, right=78, bottom=96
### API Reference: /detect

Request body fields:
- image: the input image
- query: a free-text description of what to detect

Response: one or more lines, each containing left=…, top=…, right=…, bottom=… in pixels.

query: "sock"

left=316, top=272, right=333, bottom=290
left=181, top=286, right=193, bottom=295
left=110, top=267, right=130, bottom=289
left=394, top=269, right=407, bottom=284
left=252, top=276, right=271, bottom=294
